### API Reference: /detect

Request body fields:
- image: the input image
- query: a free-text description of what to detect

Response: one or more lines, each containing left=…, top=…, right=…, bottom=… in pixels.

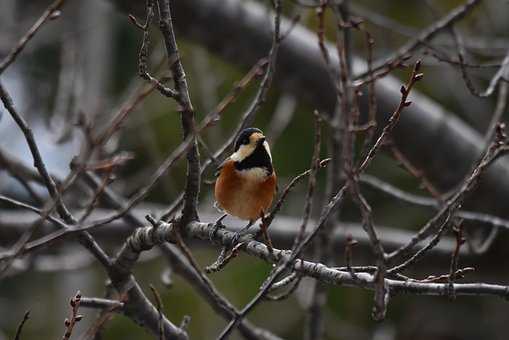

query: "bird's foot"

left=230, top=220, right=254, bottom=246
left=230, top=230, right=256, bottom=247
left=231, top=231, right=242, bottom=246
left=209, top=214, right=227, bottom=242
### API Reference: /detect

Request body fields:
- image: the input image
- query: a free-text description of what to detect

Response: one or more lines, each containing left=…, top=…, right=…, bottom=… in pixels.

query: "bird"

left=214, top=127, right=277, bottom=242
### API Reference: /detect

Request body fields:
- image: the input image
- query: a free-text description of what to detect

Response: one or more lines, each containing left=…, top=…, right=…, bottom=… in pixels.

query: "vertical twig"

left=0, top=0, right=67, bottom=74
left=14, top=311, right=30, bottom=340
left=149, top=284, right=166, bottom=340
left=293, top=110, right=322, bottom=249
left=155, top=0, right=201, bottom=224
left=62, top=291, right=83, bottom=340
left=357, top=61, right=423, bottom=173
left=358, top=24, right=378, bottom=151
left=344, top=234, right=360, bottom=281
left=0, top=82, right=74, bottom=221
left=448, top=220, right=465, bottom=299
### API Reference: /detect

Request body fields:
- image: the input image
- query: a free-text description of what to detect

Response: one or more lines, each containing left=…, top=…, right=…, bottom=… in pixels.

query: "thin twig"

left=0, top=0, right=67, bottom=74
left=344, top=234, right=360, bottom=281
left=349, top=180, right=388, bottom=320
left=0, top=82, right=73, bottom=221
left=359, top=174, right=509, bottom=231
left=292, top=110, right=322, bottom=249
left=149, top=285, right=166, bottom=340
left=131, top=1, right=178, bottom=99
left=388, top=124, right=509, bottom=271
left=357, top=61, right=423, bottom=173
left=448, top=221, right=465, bottom=299
left=155, top=0, right=201, bottom=224
left=452, top=31, right=509, bottom=98
left=388, top=143, right=442, bottom=199
left=62, top=291, right=83, bottom=340
left=80, top=297, right=125, bottom=310
left=354, top=0, right=480, bottom=82
left=14, top=311, right=30, bottom=340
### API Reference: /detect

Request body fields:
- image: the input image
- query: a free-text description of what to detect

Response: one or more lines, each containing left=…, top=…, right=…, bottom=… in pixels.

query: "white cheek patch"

left=230, top=151, right=241, bottom=162
left=231, top=144, right=253, bottom=162
left=263, top=141, right=272, bottom=160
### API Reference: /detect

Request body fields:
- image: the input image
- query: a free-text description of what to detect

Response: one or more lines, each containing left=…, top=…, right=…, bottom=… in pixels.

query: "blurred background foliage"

left=1, top=0, right=508, bottom=339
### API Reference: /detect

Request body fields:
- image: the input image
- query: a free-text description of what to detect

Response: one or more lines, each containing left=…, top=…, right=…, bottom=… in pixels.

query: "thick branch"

left=115, top=220, right=509, bottom=300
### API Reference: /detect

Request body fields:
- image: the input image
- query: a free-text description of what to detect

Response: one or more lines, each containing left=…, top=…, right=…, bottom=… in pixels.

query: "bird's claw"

left=209, top=219, right=226, bottom=242
left=230, top=230, right=255, bottom=247
left=231, top=231, right=241, bottom=246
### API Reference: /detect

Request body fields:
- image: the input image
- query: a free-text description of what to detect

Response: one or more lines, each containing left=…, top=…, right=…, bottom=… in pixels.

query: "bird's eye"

left=242, top=137, right=250, bottom=145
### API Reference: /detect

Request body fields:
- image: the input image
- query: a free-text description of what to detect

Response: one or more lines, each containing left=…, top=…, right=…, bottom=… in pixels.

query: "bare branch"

left=357, top=61, right=423, bottom=173
left=388, top=124, right=509, bottom=271
left=354, top=0, right=480, bottom=82
left=293, top=111, right=322, bottom=249
left=79, top=297, right=125, bottom=310
left=0, top=82, right=73, bottom=221
left=149, top=284, right=166, bottom=340
left=155, top=0, right=201, bottom=224
left=113, top=220, right=509, bottom=300
left=0, top=0, right=67, bottom=74
left=359, top=174, right=509, bottom=231
left=61, top=291, right=83, bottom=340
left=14, top=311, right=30, bottom=340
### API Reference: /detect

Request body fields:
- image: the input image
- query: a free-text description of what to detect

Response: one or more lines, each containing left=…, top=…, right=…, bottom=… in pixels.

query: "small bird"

left=214, top=128, right=277, bottom=239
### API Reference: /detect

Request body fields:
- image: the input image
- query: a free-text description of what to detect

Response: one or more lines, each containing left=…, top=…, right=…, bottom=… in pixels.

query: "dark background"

left=1, top=0, right=508, bottom=339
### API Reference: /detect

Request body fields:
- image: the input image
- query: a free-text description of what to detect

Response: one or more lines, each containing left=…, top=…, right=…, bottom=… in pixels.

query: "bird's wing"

left=273, top=173, right=279, bottom=193
left=214, top=157, right=231, bottom=177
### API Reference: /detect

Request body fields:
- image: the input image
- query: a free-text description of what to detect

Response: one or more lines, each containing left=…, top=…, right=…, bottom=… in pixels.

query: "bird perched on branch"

left=214, top=127, right=277, bottom=241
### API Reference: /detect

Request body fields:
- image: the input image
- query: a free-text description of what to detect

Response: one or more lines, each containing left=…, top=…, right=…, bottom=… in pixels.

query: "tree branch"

left=114, top=220, right=509, bottom=300
left=0, top=0, right=67, bottom=74
left=155, top=0, right=201, bottom=224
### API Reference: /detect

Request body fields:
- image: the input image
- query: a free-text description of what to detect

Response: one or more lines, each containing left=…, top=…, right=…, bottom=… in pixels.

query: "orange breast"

left=214, top=161, right=276, bottom=221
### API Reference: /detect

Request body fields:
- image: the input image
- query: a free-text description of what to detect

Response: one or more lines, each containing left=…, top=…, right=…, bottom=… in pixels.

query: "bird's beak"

left=257, top=136, right=266, bottom=145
